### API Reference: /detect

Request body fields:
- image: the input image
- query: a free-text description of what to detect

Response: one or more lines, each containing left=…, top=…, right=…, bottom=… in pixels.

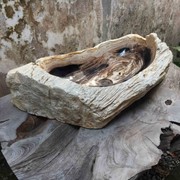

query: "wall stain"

left=14, top=19, right=26, bottom=37
left=2, top=0, right=7, bottom=4
left=0, top=0, right=180, bottom=74
left=4, top=5, right=15, bottom=18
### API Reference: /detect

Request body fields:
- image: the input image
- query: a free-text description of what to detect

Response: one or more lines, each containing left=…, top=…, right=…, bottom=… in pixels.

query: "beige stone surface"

left=6, top=33, right=172, bottom=128
left=0, top=0, right=180, bottom=73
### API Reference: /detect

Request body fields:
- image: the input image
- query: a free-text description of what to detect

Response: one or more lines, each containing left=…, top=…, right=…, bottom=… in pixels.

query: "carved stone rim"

left=36, top=33, right=156, bottom=80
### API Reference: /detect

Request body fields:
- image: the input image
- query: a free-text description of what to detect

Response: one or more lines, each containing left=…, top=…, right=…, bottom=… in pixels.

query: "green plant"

left=172, top=46, right=180, bottom=67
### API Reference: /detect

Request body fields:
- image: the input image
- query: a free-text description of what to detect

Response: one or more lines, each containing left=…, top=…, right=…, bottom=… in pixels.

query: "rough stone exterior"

left=6, top=34, right=172, bottom=128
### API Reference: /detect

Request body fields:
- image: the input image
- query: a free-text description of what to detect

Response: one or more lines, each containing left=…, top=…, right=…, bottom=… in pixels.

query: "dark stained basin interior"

left=50, top=64, right=81, bottom=78
left=49, top=45, right=151, bottom=87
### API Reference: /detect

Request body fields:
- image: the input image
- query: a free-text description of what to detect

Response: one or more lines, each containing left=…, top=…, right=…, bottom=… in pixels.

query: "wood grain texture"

left=6, top=33, right=172, bottom=128
left=51, top=45, right=150, bottom=86
left=1, top=63, right=180, bottom=180
left=0, top=73, right=10, bottom=97
left=0, top=95, right=28, bottom=143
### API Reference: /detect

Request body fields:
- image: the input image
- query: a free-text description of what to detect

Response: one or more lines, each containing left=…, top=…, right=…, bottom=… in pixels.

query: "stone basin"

left=6, top=33, right=172, bottom=128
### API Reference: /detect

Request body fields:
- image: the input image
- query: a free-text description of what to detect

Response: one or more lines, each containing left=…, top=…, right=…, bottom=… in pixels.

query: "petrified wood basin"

left=6, top=33, right=172, bottom=128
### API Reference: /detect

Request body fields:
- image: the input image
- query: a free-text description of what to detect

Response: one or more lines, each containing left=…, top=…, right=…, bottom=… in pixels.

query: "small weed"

left=172, top=46, right=180, bottom=67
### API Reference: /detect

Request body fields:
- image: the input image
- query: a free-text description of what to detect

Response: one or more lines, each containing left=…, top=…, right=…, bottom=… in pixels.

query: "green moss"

left=4, top=5, right=15, bottom=18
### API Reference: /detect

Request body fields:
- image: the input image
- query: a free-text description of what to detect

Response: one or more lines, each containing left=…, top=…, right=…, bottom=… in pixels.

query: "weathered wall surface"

left=0, top=0, right=179, bottom=73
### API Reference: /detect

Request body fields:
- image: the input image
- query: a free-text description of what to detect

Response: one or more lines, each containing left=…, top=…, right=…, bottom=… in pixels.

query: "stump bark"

left=0, top=63, right=180, bottom=180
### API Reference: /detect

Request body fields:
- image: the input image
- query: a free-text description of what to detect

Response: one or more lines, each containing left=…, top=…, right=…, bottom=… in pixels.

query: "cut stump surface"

left=1, top=63, right=180, bottom=179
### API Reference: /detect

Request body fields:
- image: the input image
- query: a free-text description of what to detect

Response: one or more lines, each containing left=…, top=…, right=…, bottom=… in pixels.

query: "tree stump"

left=0, top=63, right=180, bottom=180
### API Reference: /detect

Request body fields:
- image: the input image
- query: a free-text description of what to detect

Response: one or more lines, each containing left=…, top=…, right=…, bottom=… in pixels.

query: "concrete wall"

left=0, top=0, right=180, bottom=96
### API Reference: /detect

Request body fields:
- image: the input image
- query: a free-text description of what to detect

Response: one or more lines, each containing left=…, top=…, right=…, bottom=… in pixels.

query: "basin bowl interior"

left=37, top=35, right=155, bottom=87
